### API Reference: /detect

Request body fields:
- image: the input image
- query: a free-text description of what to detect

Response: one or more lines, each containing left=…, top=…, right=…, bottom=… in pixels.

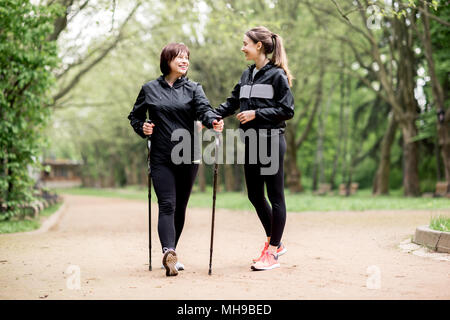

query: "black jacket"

left=128, top=76, right=219, bottom=164
left=213, top=63, right=294, bottom=132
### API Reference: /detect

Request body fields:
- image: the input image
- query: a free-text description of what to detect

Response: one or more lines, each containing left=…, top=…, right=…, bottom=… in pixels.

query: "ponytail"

left=270, top=34, right=293, bottom=87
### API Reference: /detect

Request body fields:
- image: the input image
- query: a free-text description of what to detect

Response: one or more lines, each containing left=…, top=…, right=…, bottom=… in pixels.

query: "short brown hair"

left=160, top=43, right=190, bottom=76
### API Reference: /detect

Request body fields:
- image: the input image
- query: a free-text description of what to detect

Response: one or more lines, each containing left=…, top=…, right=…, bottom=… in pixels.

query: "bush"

left=0, top=0, right=62, bottom=220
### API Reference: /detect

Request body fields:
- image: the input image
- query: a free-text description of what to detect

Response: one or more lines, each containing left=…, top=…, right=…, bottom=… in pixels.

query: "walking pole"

left=208, top=132, right=221, bottom=275
left=146, top=120, right=152, bottom=271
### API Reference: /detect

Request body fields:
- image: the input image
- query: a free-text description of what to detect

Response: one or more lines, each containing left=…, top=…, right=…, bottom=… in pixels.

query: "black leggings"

left=244, top=132, right=287, bottom=247
left=151, top=163, right=198, bottom=252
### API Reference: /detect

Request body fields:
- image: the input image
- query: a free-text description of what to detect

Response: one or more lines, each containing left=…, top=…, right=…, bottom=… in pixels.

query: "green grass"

left=54, top=186, right=450, bottom=212
left=429, top=215, right=450, bottom=232
left=0, top=202, right=63, bottom=234
left=0, top=219, right=41, bottom=234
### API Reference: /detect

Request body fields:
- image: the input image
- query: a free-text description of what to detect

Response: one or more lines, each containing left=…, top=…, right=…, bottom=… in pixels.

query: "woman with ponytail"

left=214, top=26, right=294, bottom=271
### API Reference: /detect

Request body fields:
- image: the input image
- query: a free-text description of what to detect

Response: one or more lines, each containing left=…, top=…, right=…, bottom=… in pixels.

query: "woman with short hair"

left=128, top=43, right=223, bottom=276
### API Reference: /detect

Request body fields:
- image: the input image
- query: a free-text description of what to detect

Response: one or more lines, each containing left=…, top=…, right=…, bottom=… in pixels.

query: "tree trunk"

left=285, top=125, right=303, bottom=193
left=198, top=162, right=206, bottom=192
left=373, top=113, right=398, bottom=195
left=47, top=0, right=74, bottom=42
left=341, top=70, right=351, bottom=187
left=286, top=60, right=325, bottom=193
left=435, top=134, right=442, bottom=181
left=312, top=115, right=320, bottom=191
left=330, top=53, right=345, bottom=190
left=125, top=153, right=138, bottom=186
left=437, top=116, right=450, bottom=192
left=394, top=16, right=421, bottom=197
left=233, top=164, right=243, bottom=192
left=0, top=149, right=7, bottom=213
left=401, top=119, right=420, bottom=196
left=140, top=166, right=147, bottom=187
left=421, top=2, right=450, bottom=193
left=224, top=164, right=234, bottom=192
left=315, top=80, right=335, bottom=189
left=312, top=98, right=323, bottom=191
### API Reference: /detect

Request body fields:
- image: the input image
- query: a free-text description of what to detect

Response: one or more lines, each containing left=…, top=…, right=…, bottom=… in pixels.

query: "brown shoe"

left=162, top=249, right=178, bottom=276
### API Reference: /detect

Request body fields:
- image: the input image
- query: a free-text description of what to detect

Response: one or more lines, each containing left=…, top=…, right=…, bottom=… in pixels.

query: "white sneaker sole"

left=162, top=250, right=178, bottom=276
left=251, top=263, right=280, bottom=271
left=176, top=262, right=184, bottom=271
left=161, top=262, right=184, bottom=271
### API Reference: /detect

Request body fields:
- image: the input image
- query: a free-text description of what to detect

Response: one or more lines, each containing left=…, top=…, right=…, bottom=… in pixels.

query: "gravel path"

left=0, top=194, right=449, bottom=300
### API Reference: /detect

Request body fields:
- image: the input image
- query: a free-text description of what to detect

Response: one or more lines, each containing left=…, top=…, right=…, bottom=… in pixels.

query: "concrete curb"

left=413, top=225, right=450, bottom=254
left=23, top=201, right=67, bottom=235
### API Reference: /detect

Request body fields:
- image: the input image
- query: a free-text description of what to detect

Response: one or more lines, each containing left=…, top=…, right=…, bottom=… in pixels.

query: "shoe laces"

left=263, top=250, right=277, bottom=262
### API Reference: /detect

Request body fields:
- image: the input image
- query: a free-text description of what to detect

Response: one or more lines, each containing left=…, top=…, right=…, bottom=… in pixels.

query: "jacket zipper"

left=248, top=68, right=255, bottom=107
left=249, top=66, right=263, bottom=108
left=248, top=81, right=253, bottom=107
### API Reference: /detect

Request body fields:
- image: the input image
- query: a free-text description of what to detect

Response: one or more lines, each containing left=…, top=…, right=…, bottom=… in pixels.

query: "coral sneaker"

left=253, top=242, right=287, bottom=263
left=252, top=242, right=269, bottom=263
left=277, top=242, right=287, bottom=256
left=251, top=251, right=280, bottom=271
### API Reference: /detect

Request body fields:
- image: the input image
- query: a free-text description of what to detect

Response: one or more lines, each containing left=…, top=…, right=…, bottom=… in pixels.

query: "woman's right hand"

left=143, top=122, right=155, bottom=136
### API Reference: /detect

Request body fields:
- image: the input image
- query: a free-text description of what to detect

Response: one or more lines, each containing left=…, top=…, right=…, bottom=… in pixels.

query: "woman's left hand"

left=236, top=110, right=255, bottom=124
left=212, top=119, right=224, bottom=132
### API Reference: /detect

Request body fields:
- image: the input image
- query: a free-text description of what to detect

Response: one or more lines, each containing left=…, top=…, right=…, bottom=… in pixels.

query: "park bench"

left=435, top=181, right=450, bottom=197
left=313, top=183, right=332, bottom=196
left=339, top=183, right=359, bottom=196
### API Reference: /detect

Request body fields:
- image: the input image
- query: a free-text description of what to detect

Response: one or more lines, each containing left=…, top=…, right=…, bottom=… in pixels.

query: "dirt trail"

left=0, top=194, right=449, bottom=300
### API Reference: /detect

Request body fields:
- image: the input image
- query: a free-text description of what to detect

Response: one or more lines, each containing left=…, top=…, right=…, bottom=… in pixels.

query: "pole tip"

left=208, top=270, right=212, bottom=276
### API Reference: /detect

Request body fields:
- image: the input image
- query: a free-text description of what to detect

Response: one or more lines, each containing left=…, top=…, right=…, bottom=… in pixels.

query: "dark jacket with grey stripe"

left=213, top=63, right=294, bottom=132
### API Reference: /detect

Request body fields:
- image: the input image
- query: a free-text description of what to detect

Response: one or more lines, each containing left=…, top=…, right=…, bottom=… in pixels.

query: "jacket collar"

left=248, top=62, right=274, bottom=80
left=249, top=62, right=274, bottom=72
left=157, top=75, right=188, bottom=88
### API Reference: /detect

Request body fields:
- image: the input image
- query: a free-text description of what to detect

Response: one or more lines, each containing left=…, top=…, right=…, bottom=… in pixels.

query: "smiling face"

left=160, top=43, right=190, bottom=77
left=241, top=35, right=262, bottom=61
left=168, top=51, right=189, bottom=77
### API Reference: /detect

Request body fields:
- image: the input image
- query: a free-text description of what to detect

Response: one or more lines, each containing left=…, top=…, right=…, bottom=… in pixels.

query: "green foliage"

left=0, top=218, right=40, bottom=233
left=412, top=108, right=437, bottom=142
left=0, top=0, right=62, bottom=220
left=429, top=215, right=450, bottom=233
left=0, top=201, right=61, bottom=233
left=429, top=3, right=450, bottom=107
left=46, top=0, right=449, bottom=196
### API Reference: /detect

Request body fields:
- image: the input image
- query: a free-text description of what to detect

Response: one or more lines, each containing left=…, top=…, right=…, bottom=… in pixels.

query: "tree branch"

left=47, top=0, right=75, bottom=42
left=330, top=0, right=352, bottom=24
left=52, top=2, right=141, bottom=104
left=67, top=0, right=90, bottom=24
